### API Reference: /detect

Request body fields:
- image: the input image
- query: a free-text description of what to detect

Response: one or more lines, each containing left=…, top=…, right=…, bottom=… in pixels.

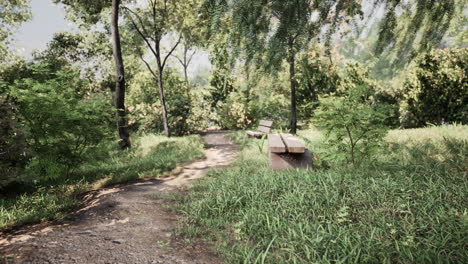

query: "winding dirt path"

left=0, top=131, right=237, bottom=264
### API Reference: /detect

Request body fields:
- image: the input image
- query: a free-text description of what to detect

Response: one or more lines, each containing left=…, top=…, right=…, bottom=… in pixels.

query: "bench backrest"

left=257, top=120, right=273, bottom=134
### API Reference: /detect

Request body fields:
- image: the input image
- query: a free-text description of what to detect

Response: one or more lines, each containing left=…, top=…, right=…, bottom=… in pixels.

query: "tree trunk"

left=157, top=69, right=171, bottom=137
left=111, top=0, right=131, bottom=149
left=183, top=65, right=189, bottom=86
left=183, top=45, right=189, bottom=85
left=289, top=53, right=297, bottom=134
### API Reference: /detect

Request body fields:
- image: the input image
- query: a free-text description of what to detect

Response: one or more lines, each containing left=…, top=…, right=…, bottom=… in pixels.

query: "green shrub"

left=185, top=89, right=214, bottom=132
left=10, top=67, right=112, bottom=180
left=295, top=49, right=340, bottom=120
left=127, top=68, right=209, bottom=135
left=400, top=48, right=467, bottom=128
left=313, top=83, right=391, bottom=166
left=0, top=96, right=28, bottom=187
left=217, top=92, right=252, bottom=130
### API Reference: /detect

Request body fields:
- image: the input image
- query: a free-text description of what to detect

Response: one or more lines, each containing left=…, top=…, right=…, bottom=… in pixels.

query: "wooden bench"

left=246, top=120, right=273, bottom=138
left=268, top=133, right=313, bottom=170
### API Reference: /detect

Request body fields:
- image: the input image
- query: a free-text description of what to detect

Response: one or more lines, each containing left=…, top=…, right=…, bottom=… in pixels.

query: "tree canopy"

left=0, top=0, right=31, bottom=64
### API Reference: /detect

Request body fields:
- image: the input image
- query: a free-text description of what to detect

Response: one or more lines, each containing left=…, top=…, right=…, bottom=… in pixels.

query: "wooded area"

left=0, top=0, right=466, bottom=263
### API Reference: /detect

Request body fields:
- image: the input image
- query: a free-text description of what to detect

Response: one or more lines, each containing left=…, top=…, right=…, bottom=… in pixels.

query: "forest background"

left=0, top=0, right=466, bottom=226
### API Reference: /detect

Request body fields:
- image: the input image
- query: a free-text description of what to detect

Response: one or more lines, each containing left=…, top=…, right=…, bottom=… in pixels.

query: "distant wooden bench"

left=268, top=133, right=313, bottom=170
left=246, top=120, right=273, bottom=138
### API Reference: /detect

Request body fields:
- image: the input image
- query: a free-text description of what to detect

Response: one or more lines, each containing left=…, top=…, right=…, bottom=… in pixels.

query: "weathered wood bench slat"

left=259, top=120, right=273, bottom=127
left=268, top=134, right=286, bottom=153
left=281, top=133, right=305, bottom=153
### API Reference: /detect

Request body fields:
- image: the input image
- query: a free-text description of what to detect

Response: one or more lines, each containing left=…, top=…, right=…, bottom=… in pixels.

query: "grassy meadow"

left=0, top=135, right=204, bottom=229
left=177, top=125, right=467, bottom=263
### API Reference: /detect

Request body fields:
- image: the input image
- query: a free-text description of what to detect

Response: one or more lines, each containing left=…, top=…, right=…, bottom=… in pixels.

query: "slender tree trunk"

left=183, top=46, right=189, bottom=85
left=111, top=0, right=131, bottom=149
left=157, top=69, right=171, bottom=137
left=289, top=52, right=297, bottom=134
left=183, top=66, right=189, bottom=86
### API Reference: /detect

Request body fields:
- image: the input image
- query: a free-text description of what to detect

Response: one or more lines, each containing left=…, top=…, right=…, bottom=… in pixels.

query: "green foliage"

left=208, top=67, right=235, bottom=109
left=185, top=89, right=215, bottom=132
left=77, top=134, right=204, bottom=186
left=128, top=68, right=210, bottom=135
left=0, top=134, right=205, bottom=229
left=204, top=0, right=361, bottom=67
left=313, top=74, right=391, bottom=166
left=399, top=48, right=467, bottom=128
left=0, top=185, right=81, bottom=229
left=9, top=66, right=113, bottom=180
left=216, top=92, right=252, bottom=130
left=341, top=63, right=400, bottom=127
left=34, top=31, right=114, bottom=91
left=178, top=126, right=467, bottom=263
left=374, top=0, right=461, bottom=67
left=295, top=49, right=340, bottom=120
left=53, top=0, right=112, bottom=26
left=207, top=39, right=235, bottom=108
left=0, top=96, right=28, bottom=187
left=0, top=0, right=31, bottom=63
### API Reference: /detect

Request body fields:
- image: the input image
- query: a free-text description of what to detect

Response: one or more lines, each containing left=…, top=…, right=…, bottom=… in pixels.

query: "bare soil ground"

left=0, top=131, right=237, bottom=264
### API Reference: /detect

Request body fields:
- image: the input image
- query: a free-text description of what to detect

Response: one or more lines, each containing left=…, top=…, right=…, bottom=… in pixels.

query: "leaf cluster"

left=0, top=0, right=31, bottom=62
left=399, top=48, right=468, bottom=127
left=203, top=0, right=362, bottom=71
left=313, top=70, right=392, bottom=166
left=374, top=0, right=461, bottom=69
left=7, top=65, right=113, bottom=180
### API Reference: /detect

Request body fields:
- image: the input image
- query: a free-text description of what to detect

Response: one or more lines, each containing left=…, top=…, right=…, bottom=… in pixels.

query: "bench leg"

left=269, top=150, right=313, bottom=170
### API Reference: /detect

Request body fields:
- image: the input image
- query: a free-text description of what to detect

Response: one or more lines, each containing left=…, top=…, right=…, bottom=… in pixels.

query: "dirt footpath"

left=0, top=131, right=237, bottom=264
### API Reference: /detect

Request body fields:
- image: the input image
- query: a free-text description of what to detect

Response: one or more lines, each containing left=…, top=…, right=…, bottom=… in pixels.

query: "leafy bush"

left=9, top=67, right=112, bottom=180
left=340, top=63, right=399, bottom=126
left=0, top=96, right=28, bottom=187
left=246, top=92, right=290, bottom=129
left=217, top=92, right=252, bottom=130
left=185, top=89, right=214, bottom=132
left=313, top=82, right=391, bottom=166
left=127, top=68, right=209, bottom=135
left=399, top=48, right=467, bottom=127
left=295, top=50, right=340, bottom=120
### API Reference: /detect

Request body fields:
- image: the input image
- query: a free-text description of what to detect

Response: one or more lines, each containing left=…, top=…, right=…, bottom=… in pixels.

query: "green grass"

left=0, top=134, right=204, bottom=229
left=177, top=125, right=468, bottom=263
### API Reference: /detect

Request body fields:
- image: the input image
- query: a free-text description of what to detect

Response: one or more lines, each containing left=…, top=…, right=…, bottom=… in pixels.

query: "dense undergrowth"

left=0, top=134, right=204, bottom=229
left=177, top=125, right=467, bottom=263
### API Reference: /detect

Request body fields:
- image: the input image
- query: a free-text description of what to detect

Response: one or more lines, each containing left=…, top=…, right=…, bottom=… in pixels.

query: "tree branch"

left=173, top=54, right=185, bottom=66
left=123, top=7, right=159, bottom=59
left=187, top=50, right=196, bottom=65
left=139, top=53, right=159, bottom=81
left=162, top=35, right=182, bottom=70
left=122, top=7, right=155, bottom=42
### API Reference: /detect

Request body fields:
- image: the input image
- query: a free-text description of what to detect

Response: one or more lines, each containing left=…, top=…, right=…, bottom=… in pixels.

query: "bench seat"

left=268, top=133, right=312, bottom=170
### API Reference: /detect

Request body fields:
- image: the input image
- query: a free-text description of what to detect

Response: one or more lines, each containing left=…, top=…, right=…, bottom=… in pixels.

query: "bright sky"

left=14, top=0, right=75, bottom=57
